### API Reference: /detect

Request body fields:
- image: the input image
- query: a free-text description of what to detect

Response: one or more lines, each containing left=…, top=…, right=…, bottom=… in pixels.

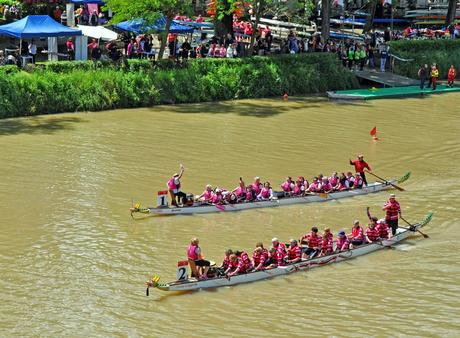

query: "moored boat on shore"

left=132, top=172, right=411, bottom=217
left=145, top=212, right=433, bottom=293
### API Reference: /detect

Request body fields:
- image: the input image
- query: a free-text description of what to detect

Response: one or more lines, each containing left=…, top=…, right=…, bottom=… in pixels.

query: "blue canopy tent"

left=115, top=17, right=194, bottom=34
left=0, top=15, right=82, bottom=61
left=0, top=15, right=82, bottom=38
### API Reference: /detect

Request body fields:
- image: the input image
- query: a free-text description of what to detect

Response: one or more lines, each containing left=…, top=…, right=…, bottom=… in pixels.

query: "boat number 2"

left=176, top=266, right=188, bottom=281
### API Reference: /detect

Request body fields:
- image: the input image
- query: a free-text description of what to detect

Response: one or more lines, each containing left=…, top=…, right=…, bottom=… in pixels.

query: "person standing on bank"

left=349, top=154, right=371, bottom=186
left=382, top=194, right=401, bottom=236
left=28, top=39, right=37, bottom=64
left=167, top=164, right=186, bottom=206
left=418, top=64, right=428, bottom=90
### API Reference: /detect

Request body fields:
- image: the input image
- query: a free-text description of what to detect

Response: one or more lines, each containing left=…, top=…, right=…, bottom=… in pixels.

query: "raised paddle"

left=365, top=171, right=405, bottom=191
left=400, top=216, right=429, bottom=238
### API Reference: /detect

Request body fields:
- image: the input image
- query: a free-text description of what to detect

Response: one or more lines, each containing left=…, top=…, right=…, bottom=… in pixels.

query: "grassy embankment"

left=0, top=53, right=358, bottom=118
left=390, top=39, right=460, bottom=79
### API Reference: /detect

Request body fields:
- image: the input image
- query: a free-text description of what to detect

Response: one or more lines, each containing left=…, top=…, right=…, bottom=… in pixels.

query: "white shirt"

left=29, top=43, right=37, bottom=55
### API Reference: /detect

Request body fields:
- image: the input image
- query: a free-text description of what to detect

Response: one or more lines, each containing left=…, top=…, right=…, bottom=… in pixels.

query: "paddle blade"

left=391, top=183, right=405, bottom=191
left=370, top=126, right=377, bottom=136
left=318, top=193, right=328, bottom=199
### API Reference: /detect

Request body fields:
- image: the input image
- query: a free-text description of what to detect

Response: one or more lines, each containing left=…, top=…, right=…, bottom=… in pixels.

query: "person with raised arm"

left=167, top=164, right=186, bottom=206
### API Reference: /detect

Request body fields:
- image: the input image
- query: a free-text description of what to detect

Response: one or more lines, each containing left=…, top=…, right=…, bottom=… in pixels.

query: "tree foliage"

left=104, top=0, right=192, bottom=58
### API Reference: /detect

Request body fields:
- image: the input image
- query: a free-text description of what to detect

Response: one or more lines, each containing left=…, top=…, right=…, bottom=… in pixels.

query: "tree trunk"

left=445, top=0, right=457, bottom=26
left=248, top=0, right=264, bottom=57
left=158, top=15, right=173, bottom=60
left=214, top=0, right=234, bottom=37
left=363, top=0, right=378, bottom=33
left=321, top=0, right=331, bottom=40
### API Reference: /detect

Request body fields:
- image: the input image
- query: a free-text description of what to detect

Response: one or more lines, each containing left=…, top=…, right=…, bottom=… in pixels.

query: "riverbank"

left=0, top=53, right=358, bottom=118
left=390, top=39, right=460, bottom=78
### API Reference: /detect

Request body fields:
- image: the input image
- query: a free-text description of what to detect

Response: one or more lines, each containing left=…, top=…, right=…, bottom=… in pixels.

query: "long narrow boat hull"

left=136, top=173, right=410, bottom=216
left=147, top=212, right=432, bottom=292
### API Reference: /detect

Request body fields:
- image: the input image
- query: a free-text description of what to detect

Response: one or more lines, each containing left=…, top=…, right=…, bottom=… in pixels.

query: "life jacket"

left=339, top=179, right=349, bottom=191
left=187, top=245, right=198, bottom=260
left=211, top=193, right=223, bottom=204
left=329, top=176, right=338, bottom=186
left=202, top=190, right=212, bottom=201
left=377, top=222, right=389, bottom=238
left=252, top=182, right=261, bottom=194
left=238, top=251, right=253, bottom=271
left=287, top=246, right=301, bottom=260
left=336, top=237, right=349, bottom=250
left=354, top=176, right=363, bottom=188
left=352, top=227, right=363, bottom=240
left=260, top=187, right=271, bottom=199
left=167, top=177, right=178, bottom=190
left=384, top=200, right=400, bottom=220
left=366, top=226, right=379, bottom=242
left=281, top=181, right=292, bottom=192
left=293, top=183, right=303, bottom=195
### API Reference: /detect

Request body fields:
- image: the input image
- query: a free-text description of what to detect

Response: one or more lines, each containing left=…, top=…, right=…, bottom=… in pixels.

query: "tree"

left=363, top=0, right=379, bottom=33
left=445, top=0, right=457, bottom=27
left=104, top=0, right=192, bottom=59
left=321, top=0, right=331, bottom=40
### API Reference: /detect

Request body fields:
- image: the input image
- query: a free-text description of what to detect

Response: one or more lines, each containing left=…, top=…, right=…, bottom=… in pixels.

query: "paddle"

left=400, top=216, right=429, bottom=238
left=365, top=171, right=405, bottom=191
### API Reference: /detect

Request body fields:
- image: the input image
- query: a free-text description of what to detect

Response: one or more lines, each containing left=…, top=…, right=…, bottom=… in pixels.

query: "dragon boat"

left=131, top=172, right=411, bottom=217
left=145, top=212, right=433, bottom=293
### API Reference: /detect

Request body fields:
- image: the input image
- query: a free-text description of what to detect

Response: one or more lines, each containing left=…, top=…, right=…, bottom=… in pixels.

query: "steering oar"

left=399, top=216, right=429, bottom=238
left=365, top=171, right=405, bottom=191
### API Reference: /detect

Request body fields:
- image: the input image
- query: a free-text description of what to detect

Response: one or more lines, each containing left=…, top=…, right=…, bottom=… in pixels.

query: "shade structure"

left=0, top=15, right=82, bottom=38
left=77, top=25, right=117, bottom=40
left=115, top=17, right=194, bottom=34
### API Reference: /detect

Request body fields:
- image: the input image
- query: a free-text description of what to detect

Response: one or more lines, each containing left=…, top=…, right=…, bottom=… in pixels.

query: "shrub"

left=390, top=39, right=460, bottom=78
left=0, top=53, right=358, bottom=118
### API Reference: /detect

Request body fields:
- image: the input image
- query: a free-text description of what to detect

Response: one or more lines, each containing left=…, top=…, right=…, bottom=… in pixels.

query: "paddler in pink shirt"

left=307, top=177, right=320, bottom=193
left=329, top=172, right=339, bottom=187
left=257, top=182, right=273, bottom=200
left=196, top=184, right=213, bottom=202
left=232, top=177, right=246, bottom=200
left=319, top=177, right=333, bottom=193
left=281, top=177, right=294, bottom=194
left=252, top=177, right=262, bottom=195
left=211, top=189, right=224, bottom=205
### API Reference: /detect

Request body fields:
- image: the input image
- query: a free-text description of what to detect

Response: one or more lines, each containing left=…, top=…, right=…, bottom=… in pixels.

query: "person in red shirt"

left=447, top=65, right=456, bottom=88
left=300, top=226, right=322, bottom=259
left=252, top=245, right=268, bottom=271
left=285, top=239, right=301, bottom=264
left=349, top=154, right=371, bottom=186
left=365, top=222, right=379, bottom=243
left=382, top=194, right=401, bottom=236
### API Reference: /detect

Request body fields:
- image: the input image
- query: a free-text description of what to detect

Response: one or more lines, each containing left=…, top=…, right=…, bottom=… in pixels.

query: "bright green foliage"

left=0, top=54, right=358, bottom=118
left=390, top=39, right=460, bottom=78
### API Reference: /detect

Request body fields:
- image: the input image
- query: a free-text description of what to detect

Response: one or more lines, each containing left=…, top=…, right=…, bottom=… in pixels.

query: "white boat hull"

left=149, top=213, right=432, bottom=292
left=144, top=180, right=397, bottom=216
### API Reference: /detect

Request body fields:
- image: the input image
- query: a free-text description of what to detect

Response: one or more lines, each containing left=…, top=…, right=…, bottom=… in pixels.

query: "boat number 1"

left=157, top=190, right=168, bottom=207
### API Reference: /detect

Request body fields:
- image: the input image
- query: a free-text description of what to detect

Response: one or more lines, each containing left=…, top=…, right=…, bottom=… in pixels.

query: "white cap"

left=271, top=237, right=279, bottom=242
left=255, top=176, right=260, bottom=180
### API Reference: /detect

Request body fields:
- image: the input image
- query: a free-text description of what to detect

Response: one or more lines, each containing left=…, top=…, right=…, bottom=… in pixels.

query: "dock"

left=353, top=70, right=419, bottom=87
left=327, top=85, right=460, bottom=100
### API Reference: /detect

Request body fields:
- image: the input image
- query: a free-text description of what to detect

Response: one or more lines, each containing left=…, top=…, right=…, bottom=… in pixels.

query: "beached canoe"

left=145, top=212, right=433, bottom=293
left=132, top=172, right=410, bottom=217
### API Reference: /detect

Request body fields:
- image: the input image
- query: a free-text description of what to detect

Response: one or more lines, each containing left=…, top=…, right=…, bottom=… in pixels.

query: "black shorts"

left=351, top=240, right=363, bottom=246
left=194, top=259, right=210, bottom=267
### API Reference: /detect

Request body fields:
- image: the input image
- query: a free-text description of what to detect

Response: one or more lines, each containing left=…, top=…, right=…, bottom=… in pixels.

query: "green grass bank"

left=390, top=39, right=460, bottom=79
left=0, top=53, right=358, bottom=118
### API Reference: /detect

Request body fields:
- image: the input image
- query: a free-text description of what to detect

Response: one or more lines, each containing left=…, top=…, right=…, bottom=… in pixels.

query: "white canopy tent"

left=77, top=25, right=118, bottom=41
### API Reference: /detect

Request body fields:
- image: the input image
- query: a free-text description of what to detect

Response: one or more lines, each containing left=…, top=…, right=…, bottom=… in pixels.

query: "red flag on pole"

left=370, top=126, right=379, bottom=140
